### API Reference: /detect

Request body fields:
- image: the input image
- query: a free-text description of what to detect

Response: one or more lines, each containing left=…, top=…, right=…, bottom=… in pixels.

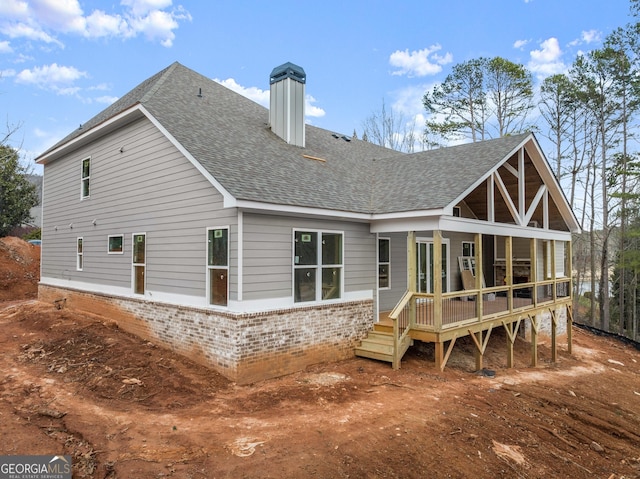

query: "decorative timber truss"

left=357, top=138, right=579, bottom=372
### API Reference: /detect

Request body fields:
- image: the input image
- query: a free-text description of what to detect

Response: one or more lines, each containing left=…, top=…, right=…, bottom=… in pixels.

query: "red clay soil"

left=1, top=237, right=639, bottom=478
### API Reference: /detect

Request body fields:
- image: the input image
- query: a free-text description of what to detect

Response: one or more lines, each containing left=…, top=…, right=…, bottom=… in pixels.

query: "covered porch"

left=356, top=230, right=573, bottom=371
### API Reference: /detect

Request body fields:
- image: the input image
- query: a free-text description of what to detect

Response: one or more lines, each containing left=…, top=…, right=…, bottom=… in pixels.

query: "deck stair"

left=355, top=324, right=412, bottom=365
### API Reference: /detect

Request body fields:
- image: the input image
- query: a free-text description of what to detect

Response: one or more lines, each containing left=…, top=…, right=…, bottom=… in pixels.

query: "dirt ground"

left=1, top=237, right=639, bottom=479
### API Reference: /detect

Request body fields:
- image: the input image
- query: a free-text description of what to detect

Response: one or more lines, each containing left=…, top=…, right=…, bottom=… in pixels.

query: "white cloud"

left=215, top=78, right=270, bottom=107
left=95, top=95, right=119, bottom=104
left=215, top=77, right=325, bottom=118
left=0, top=68, right=16, bottom=78
left=121, top=0, right=173, bottom=16
left=0, top=40, right=12, bottom=53
left=0, top=0, right=191, bottom=48
left=15, top=63, right=87, bottom=89
left=389, top=45, right=453, bottom=77
left=1, top=22, right=63, bottom=46
left=513, top=39, right=529, bottom=49
left=528, top=37, right=566, bottom=78
left=581, top=29, right=601, bottom=44
left=304, top=94, right=325, bottom=118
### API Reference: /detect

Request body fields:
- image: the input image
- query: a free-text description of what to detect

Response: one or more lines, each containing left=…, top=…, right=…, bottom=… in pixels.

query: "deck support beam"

left=503, top=318, right=522, bottom=368
left=530, top=314, right=539, bottom=367
left=435, top=336, right=458, bottom=372
left=550, top=309, right=558, bottom=362
left=469, top=326, right=492, bottom=371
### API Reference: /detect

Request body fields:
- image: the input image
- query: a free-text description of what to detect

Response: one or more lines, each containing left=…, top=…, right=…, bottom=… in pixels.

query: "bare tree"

left=361, top=99, right=419, bottom=153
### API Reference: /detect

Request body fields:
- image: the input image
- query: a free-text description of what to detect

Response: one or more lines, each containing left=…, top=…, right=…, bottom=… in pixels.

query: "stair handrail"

left=388, top=289, right=414, bottom=369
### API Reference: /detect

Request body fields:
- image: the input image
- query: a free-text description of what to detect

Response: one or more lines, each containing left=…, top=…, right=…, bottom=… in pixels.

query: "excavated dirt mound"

left=0, top=236, right=40, bottom=301
left=1, top=237, right=640, bottom=478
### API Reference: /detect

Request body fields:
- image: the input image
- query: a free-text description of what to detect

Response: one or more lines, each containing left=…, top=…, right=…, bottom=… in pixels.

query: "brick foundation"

left=39, top=285, right=374, bottom=384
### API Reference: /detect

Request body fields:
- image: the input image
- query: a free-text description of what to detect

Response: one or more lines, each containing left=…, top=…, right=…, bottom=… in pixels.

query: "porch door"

left=416, top=240, right=447, bottom=293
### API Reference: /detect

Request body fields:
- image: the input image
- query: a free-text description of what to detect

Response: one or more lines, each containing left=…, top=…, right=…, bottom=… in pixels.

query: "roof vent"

left=270, top=62, right=306, bottom=147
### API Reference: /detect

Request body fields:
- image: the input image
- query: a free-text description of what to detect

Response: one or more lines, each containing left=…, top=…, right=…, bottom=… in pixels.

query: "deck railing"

left=387, top=277, right=572, bottom=338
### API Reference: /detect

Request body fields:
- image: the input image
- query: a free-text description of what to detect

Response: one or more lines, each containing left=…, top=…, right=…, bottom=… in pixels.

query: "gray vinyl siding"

left=378, top=231, right=477, bottom=312
left=242, top=213, right=376, bottom=301
left=41, top=117, right=238, bottom=299
left=379, top=232, right=408, bottom=312
left=448, top=231, right=476, bottom=291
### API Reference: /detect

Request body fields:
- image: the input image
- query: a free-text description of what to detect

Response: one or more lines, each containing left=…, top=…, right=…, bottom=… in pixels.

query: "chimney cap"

left=270, top=62, right=306, bottom=85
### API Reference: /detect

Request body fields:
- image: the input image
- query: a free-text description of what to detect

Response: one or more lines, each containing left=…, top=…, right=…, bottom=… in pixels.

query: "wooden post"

left=503, top=319, right=521, bottom=369
left=506, top=236, right=513, bottom=312
left=567, top=304, right=573, bottom=355
left=475, top=233, right=483, bottom=320
left=474, top=331, right=483, bottom=371
left=433, top=230, right=443, bottom=331
left=407, top=231, right=417, bottom=328
left=530, top=238, right=537, bottom=306
left=551, top=309, right=558, bottom=362
left=551, top=240, right=557, bottom=301
left=567, top=240, right=573, bottom=355
left=434, top=341, right=444, bottom=371
left=530, top=314, right=538, bottom=367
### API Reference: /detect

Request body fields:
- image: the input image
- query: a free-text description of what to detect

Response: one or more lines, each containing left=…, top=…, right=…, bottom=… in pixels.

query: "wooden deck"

left=357, top=279, right=573, bottom=371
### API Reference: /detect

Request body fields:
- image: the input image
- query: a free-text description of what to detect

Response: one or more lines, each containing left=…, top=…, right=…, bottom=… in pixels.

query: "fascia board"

left=137, top=105, right=236, bottom=206
left=36, top=105, right=146, bottom=165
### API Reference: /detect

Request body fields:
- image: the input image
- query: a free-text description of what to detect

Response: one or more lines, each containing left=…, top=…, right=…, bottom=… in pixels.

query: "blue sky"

left=0, top=0, right=635, bottom=174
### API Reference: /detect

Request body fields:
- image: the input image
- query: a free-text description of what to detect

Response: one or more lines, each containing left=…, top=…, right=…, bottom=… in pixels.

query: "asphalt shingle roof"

left=41, top=62, right=532, bottom=216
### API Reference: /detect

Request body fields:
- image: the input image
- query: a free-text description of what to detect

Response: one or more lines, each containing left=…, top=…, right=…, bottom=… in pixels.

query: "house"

left=35, top=62, right=581, bottom=383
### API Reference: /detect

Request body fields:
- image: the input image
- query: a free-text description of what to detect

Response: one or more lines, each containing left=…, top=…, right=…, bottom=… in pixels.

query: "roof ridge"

left=139, top=61, right=181, bottom=104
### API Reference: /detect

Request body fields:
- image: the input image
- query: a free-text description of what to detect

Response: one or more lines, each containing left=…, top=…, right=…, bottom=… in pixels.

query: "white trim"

left=138, top=105, right=236, bottom=206
left=416, top=236, right=451, bottom=293
left=107, top=234, right=124, bottom=254
left=36, top=107, right=145, bottom=165
left=76, top=237, right=83, bottom=271
left=80, top=156, right=91, bottom=200
left=292, top=228, right=345, bottom=303
left=132, top=232, right=146, bottom=295
left=377, top=237, right=391, bottom=291
left=237, top=210, right=243, bottom=302
left=39, top=277, right=373, bottom=314
left=206, top=226, right=230, bottom=307
left=518, top=147, right=525, bottom=220
left=487, top=175, right=495, bottom=223
left=438, top=216, right=572, bottom=241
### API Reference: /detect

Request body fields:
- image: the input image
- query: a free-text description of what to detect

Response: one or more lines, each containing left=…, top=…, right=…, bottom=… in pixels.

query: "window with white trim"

left=108, top=234, right=124, bottom=254
left=81, top=157, right=90, bottom=199
left=462, top=241, right=475, bottom=258
left=293, top=230, right=343, bottom=302
left=378, top=238, right=390, bottom=289
left=207, top=227, right=228, bottom=306
left=76, top=237, right=83, bottom=271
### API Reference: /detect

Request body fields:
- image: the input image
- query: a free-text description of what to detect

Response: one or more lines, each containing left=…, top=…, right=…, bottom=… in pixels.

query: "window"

left=462, top=241, right=475, bottom=258
left=207, top=228, right=228, bottom=306
left=453, top=206, right=461, bottom=217
left=378, top=238, right=390, bottom=289
left=293, top=230, right=343, bottom=302
left=132, top=233, right=145, bottom=294
left=108, top=235, right=124, bottom=254
left=81, top=157, right=91, bottom=199
left=76, top=237, right=83, bottom=271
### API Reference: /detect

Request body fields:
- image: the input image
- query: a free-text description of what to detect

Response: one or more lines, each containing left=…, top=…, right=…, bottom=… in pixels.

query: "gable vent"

left=270, top=62, right=306, bottom=147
